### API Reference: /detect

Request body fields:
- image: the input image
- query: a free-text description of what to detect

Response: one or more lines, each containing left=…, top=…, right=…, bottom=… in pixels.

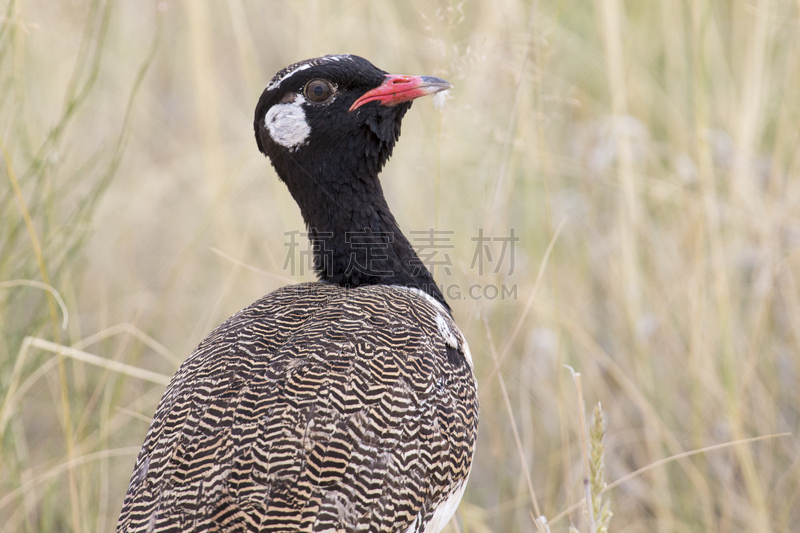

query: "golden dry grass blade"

left=0, top=280, right=69, bottom=329
left=548, top=432, right=791, bottom=527
left=21, top=337, right=172, bottom=386
left=0, top=447, right=141, bottom=514
left=1, top=134, right=82, bottom=533
left=480, top=313, right=545, bottom=532
left=4, top=0, right=800, bottom=529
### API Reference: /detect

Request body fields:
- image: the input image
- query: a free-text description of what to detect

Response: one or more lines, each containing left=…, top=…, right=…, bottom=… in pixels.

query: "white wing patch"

left=425, top=480, right=468, bottom=533
left=403, top=479, right=468, bottom=533
left=460, top=340, right=474, bottom=369
left=393, top=286, right=474, bottom=369
left=403, top=514, right=420, bottom=533
left=435, top=313, right=459, bottom=349
left=264, top=96, right=311, bottom=150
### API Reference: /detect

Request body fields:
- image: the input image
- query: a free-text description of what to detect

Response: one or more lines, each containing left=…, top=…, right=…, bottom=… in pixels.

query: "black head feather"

left=254, top=54, right=450, bottom=312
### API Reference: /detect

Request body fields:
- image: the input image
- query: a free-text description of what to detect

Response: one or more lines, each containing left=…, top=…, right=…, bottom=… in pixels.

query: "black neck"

left=275, top=151, right=449, bottom=313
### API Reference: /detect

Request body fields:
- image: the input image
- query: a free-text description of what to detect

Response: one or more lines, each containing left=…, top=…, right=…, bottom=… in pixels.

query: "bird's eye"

left=304, top=79, right=334, bottom=103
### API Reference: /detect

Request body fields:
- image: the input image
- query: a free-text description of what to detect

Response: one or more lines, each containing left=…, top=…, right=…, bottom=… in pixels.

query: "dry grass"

left=2, top=0, right=800, bottom=531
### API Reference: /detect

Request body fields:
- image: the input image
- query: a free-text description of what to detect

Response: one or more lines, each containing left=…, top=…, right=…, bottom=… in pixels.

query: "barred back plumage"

left=117, top=284, right=478, bottom=532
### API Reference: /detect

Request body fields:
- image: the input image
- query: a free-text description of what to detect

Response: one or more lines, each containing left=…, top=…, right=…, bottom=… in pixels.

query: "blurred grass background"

left=2, top=0, right=800, bottom=531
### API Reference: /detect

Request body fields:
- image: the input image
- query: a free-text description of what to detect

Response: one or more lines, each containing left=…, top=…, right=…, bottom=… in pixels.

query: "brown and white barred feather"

left=116, top=283, right=478, bottom=533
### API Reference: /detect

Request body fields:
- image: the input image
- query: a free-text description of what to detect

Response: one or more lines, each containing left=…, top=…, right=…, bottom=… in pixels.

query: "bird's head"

left=253, top=55, right=452, bottom=307
left=254, top=54, right=451, bottom=180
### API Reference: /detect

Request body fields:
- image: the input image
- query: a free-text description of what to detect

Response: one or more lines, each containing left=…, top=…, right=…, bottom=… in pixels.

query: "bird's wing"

left=116, top=283, right=478, bottom=533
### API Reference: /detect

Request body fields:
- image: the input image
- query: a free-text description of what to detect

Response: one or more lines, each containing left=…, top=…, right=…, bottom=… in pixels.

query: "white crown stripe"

left=266, top=54, right=353, bottom=92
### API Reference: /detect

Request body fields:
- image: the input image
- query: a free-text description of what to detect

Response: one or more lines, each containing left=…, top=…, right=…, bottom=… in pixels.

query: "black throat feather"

left=262, top=101, right=450, bottom=313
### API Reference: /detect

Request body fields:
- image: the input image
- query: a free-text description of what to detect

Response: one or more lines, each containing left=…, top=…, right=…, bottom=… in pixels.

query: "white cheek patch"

left=264, top=100, right=311, bottom=151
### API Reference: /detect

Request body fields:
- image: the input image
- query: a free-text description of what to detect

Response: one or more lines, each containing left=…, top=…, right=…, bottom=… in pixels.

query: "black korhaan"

left=117, top=54, right=479, bottom=533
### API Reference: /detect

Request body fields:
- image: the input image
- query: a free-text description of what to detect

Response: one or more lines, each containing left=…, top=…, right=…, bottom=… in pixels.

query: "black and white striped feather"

left=116, top=283, right=478, bottom=533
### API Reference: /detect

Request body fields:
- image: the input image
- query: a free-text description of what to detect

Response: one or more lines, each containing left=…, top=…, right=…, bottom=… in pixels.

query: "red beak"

left=349, top=74, right=452, bottom=112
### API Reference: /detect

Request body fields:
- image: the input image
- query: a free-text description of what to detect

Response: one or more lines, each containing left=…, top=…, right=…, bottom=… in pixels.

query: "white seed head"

left=432, top=90, right=452, bottom=110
